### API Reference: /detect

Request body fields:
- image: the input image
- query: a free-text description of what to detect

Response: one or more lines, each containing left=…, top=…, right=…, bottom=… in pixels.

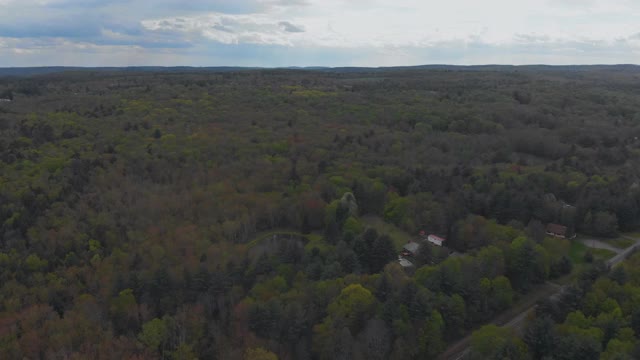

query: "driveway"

left=580, top=238, right=623, bottom=254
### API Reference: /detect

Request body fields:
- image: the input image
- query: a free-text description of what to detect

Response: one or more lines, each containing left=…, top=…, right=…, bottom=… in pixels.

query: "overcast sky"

left=0, top=0, right=639, bottom=67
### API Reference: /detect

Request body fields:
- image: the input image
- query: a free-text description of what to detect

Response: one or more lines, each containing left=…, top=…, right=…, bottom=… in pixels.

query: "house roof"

left=546, top=223, right=567, bottom=236
left=403, top=242, right=420, bottom=253
left=428, top=234, right=446, bottom=242
left=398, top=257, right=414, bottom=267
left=560, top=201, right=575, bottom=209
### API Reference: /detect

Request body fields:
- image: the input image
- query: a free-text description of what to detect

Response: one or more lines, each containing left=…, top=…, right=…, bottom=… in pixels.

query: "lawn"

left=622, top=232, right=640, bottom=240
left=569, top=240, right=616, bottom=264
left=568, top=241, right=587, bottom=263
left=361, top=215, right=414, bottom=251
left=591, top=248, right=617, bottom=260
left=607, top=237, right=636, bottom=249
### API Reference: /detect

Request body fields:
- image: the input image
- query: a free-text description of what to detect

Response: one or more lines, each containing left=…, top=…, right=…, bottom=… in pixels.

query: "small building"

left=398, top=256, right=414, bottom=268
left=546, top=223, right=575, bottom=239
left=427, top=234, right=446, bottom=247
left=560, top=201, right=575, bottom=209
left=402, top=242, right=420, bottom=257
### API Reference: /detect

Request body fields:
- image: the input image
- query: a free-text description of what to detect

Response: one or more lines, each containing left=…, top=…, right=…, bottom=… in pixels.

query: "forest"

left=1, top=66, right=640, bottom=359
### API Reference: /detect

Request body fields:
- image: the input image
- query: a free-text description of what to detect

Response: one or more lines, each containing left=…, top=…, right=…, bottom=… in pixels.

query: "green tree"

left=441, top=294, right=466, bottom=340
left=419, top=310, right=445, bottom=358
left=171, top=343, right=198, bottom=360
left=245, top=347, right=278, bottom=360
left=342, top=216, right=363, bottom=241
left=369, top=235, right=396, bottom=273
left=508, top=237, right=549, bottom=291
left=138, top=318, right=168, bottom=353
left=470, top=324, right=529, bottom=360
left=491, top=276, right=514, bottom=310
left=110, top=288, right=139, bottom=334
left=553, top=333, right=601, bottom=360
left=592, top=211, right=618, bottom=237
left=383, top=196, right=409, bottom=226
left=524, top=317, right=556, bottom=360
left=24, top=254, right=48, bottom=272
left=327, top=283, right=376, bottom=332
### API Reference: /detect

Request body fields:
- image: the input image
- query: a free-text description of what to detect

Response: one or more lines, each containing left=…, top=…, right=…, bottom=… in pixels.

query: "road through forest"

left=438, top=236, right=640, bottom=360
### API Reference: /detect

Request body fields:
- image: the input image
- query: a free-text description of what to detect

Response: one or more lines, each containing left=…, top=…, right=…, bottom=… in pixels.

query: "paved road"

left=438, top=236, right=640, bottom=360
left=607, top=237, right=640, bottom=267
left=437, top=284, right=556, bottom=360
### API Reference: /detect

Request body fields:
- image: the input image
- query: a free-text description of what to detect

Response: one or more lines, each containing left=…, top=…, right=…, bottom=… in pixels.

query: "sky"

left=0, top=0, right=639, bottom=67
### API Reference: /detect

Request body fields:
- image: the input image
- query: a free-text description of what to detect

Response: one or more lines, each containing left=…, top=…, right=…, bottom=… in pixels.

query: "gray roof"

left=398, top=257, right=414, bottom=267
left=403, top=242, right=420, bottom=254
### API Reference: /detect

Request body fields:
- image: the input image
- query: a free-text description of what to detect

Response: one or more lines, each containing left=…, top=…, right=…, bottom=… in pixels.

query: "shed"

left=402, top=242, right=420, bottom=256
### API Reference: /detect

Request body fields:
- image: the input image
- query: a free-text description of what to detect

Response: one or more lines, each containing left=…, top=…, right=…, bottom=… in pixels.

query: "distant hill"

left=0, top=66, right=263, bottom=77
left=0, top=64, right=638, bottom=77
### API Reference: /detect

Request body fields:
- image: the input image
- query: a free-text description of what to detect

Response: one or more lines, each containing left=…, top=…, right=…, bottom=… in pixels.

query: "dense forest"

left=1, top=66, right=640, bottom=359
left=470, top=253, right=640, bottom=360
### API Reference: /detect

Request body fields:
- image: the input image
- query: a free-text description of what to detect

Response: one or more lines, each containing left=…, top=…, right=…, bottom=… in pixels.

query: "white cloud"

left=142, top=13, right=306, bottom=46
left=137, top=0, right=640, bottom=50
left=2, top=0, right=640, bottom=65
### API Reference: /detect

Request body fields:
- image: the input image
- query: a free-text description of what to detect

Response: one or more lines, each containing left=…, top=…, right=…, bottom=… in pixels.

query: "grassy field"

left=361, top=215, right=414, bottom=251
left=591, top=248, right=617, bottom=260
left=573, top=233, right=637, bottom=250
left=568, top=241, right=587, bottom=263
left=569, top=240, right=616, bottom=264
left=607, top=237, right=636, bottom=249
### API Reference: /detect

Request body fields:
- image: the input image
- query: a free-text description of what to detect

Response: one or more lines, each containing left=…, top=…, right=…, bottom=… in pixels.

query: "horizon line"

left=1, top=63, right=639, bottom=69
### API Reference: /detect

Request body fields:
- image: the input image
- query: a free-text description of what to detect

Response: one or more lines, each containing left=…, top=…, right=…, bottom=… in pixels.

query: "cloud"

left=0, top=0, right=311, bottom=47
left=0, top=0, right=639, bottom=66
left=279, top=21, right=305, bottom=33
left=142, top=13, right=306, bottom=46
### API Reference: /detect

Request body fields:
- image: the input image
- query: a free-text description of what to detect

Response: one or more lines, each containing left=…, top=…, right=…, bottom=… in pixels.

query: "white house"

left=427, top=234, right=446, bottom=247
